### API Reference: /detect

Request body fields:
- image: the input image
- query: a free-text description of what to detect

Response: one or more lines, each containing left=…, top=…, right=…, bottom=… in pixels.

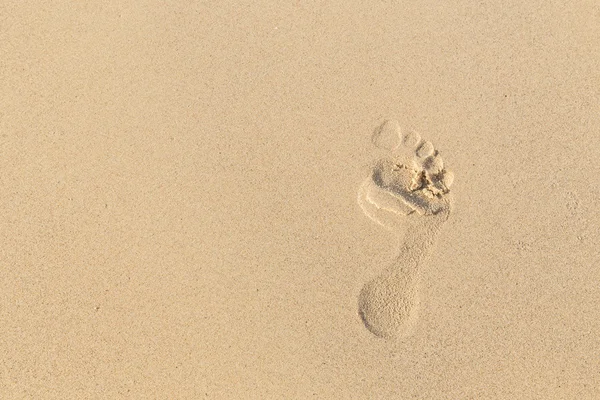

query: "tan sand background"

left=1, top=1, right=599, bottom=398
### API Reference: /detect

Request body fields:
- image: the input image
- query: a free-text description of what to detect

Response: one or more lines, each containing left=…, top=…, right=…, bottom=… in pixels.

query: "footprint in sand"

left=357, top=119, right=454, bottom=340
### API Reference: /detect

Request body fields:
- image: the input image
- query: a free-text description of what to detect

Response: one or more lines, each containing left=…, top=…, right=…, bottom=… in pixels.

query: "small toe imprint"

left=401, top=131, right=421, bottom=148
left=416, top=141, right=434, bottom=158
left=422, top=154, right=444, bottom=175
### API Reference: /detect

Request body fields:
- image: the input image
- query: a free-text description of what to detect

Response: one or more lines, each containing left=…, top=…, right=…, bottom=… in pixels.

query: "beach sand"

left=1, top=1, right=599, bottom=398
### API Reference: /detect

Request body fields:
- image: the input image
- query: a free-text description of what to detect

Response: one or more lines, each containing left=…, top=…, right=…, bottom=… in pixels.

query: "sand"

left=1, top=1, right=599, bottom=399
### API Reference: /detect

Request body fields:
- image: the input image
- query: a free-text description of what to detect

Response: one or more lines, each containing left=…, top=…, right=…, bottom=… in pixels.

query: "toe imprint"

left=372, top=120, right=402, bottom=151
left=401, top=130, right=421, bottom=148
left=422, top=154, right=444, bottom=175
left=416, top=141, right=434, bottom=158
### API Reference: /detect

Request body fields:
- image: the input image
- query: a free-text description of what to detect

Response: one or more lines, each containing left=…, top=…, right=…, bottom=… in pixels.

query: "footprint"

left=357, top=120, right=454, bottom=339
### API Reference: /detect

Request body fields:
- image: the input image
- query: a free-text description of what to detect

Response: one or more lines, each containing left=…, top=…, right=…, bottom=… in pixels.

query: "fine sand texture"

left=1, top=1, right=600, bottom=399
